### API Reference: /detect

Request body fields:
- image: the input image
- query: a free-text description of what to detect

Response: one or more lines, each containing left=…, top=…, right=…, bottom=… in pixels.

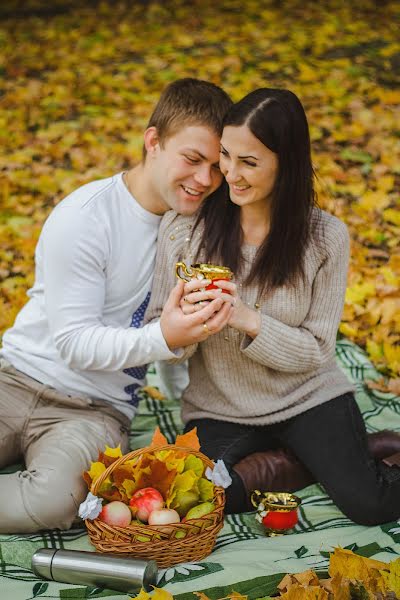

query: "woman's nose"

left=224, top=166, right=240, bottom=183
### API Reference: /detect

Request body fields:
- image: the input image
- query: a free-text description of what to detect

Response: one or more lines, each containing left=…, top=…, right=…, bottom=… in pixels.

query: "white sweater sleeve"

left=41, top=206, right=176, bottom=371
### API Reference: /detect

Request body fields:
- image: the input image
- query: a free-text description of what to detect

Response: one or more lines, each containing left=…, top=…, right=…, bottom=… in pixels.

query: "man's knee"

left=13, top=467, right=86, bottom=532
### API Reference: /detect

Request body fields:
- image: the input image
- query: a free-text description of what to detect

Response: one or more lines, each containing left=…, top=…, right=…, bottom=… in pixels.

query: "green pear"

left=184, top=501, right=215, bottom=520
left=174, top=490, right=199, bottom=517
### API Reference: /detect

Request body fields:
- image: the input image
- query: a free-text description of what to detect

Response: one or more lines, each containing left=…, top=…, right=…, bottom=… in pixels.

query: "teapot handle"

left=175, top=261, right=193, bottom=282
left=251, top=489, right=263, bottom=509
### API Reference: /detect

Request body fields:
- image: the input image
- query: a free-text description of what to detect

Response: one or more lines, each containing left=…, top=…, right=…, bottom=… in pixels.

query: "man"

left=0, top=78, right=233, bottom=533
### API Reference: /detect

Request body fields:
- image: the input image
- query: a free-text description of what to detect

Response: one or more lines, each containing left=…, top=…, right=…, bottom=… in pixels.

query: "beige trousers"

left=0, top=359, right=130, bottom=533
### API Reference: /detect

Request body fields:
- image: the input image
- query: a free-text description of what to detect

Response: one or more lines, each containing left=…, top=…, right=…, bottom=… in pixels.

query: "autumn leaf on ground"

left=379, top=557, right=400, bottom=598
left=132, top=588, right=174, bottom=600
left=389, top=379, right=400, bottom=395
left=133, top=588, right=152, bottom=600
left=366, top=377, right=400, bottom=395
left=326, top=573, right=351, bottom=600
left=141, top=386, right=166, bottom=401
left=151, top=588, right=175, bottom=600
left=280, top=585, right=328, bottom=599
left=328, top=547, right=388, bottom=594
left=193, top=592, right=212, bottom=600
left=221, top=592, right=248, bottom=600
left=1, top=1, right=399, bottom=381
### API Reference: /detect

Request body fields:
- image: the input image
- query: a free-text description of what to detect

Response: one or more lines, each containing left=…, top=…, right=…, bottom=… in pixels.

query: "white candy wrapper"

left=205, top=459, right=232, bottom=488
left=78, top=492, right=103, bottom=520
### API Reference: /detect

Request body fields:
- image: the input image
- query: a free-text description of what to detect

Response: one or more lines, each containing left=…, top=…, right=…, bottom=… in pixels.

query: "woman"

left=146, top=88, right=400, bottom=525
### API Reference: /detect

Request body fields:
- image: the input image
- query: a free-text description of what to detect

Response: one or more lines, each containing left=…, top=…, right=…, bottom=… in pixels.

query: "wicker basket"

left=86, top=444, right=225, bottom=568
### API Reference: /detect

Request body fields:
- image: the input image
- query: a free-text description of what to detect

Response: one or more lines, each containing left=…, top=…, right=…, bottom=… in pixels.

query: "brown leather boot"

left=367, top=430, right=400, bottom=460
left=232, top=429, right=400, bottom=511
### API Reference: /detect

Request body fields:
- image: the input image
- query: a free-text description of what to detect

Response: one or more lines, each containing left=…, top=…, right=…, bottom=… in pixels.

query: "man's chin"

left=173, top=198, right=204, bottom=216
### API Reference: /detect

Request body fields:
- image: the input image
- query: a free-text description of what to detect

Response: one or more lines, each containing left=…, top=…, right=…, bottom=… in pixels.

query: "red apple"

left=99, top=501, right=131, bottom=527
left=129, top=487, right=164, bottom=522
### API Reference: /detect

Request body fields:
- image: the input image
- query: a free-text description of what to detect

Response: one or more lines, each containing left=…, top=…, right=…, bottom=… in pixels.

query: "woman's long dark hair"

left=196, top=88, right=318, bottom=290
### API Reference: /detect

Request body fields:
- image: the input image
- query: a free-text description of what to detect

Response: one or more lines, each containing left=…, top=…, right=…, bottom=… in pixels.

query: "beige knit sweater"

left=145, top=209, right=355, bottom=426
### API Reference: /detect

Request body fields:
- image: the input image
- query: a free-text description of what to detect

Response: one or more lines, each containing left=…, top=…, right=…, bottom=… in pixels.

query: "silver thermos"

left=31, top=548, right=158, bottom=594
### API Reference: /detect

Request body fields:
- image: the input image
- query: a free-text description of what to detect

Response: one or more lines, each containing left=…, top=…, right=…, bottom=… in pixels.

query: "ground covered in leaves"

left=0, top=0, right=399, bottom=380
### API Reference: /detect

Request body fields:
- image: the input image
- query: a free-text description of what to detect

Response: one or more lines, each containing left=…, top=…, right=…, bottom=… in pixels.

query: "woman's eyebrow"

left=221, top=144, right=258, bottom=161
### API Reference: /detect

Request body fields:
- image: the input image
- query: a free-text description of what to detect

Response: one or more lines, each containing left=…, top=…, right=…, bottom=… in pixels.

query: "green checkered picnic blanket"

left=1, top=339, right=400, bottom=600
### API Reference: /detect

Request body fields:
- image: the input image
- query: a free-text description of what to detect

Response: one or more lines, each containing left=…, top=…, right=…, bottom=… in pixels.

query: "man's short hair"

left=143, top=78, right=232, bottom=159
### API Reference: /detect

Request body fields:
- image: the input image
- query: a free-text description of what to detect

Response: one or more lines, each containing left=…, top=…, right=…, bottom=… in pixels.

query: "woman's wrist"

left=246, top=309, right=261, bottom=338
left=233, top=306, right=261, bottom=338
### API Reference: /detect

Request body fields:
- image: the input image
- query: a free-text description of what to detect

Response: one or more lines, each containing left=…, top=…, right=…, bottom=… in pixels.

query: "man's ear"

left=144, top=127, right=160, bottom=156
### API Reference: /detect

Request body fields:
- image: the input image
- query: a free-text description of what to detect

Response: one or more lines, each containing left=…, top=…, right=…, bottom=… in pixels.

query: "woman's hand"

left=179, top=278, right=223, bottom=313
left=212, top=280, right=261, bottom=339
left=160, top=279, right=234, bottom=350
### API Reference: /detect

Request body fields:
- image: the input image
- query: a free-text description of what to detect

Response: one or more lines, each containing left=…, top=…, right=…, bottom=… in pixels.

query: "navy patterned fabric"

left=123, top=292, right=150, bottom=406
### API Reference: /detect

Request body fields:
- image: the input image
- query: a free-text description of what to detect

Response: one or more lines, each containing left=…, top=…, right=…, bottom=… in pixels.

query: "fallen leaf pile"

left=0, top=1, right=399, bottom=381
left=131, top=548, right=400, bottom=600
left=274, top=547, right=400, bottom=599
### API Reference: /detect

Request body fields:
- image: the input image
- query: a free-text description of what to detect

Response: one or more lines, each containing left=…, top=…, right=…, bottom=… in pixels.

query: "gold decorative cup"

left=175, top=262, right=233, bottom=290
left=251, top=491, right=301, bottom=536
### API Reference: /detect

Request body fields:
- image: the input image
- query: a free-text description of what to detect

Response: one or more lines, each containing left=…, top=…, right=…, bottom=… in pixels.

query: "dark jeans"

left=185, top=393, right=400, bottom=525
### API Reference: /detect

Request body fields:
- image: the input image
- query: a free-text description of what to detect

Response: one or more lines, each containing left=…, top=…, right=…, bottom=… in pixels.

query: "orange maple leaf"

left=135, top=459, right=177, bottom=499
left=175, top=427, right=200, bottom=451
left=98, top=451, right=120, bottom=468
left=150, top=427, right=168, bottom=447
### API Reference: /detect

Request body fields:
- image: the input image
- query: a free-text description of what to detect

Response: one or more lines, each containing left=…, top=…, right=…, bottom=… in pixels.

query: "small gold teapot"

left=251, top=491, right=301, bottom=535
left=175, top=262, right=233, bottom=290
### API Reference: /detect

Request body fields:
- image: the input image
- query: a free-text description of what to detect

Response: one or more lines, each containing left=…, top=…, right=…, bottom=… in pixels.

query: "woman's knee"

left=335, top=490, right=397, bottom=526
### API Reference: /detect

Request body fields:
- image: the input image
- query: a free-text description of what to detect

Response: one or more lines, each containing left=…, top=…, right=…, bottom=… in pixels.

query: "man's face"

left=149, top=125, right=222, bottom=215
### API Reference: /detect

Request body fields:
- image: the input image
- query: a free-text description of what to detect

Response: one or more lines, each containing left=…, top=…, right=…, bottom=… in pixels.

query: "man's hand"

left=160, top=279, right=234, bottom=350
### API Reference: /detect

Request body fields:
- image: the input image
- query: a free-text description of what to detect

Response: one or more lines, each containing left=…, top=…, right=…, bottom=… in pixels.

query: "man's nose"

left=194, top=165, right=212, bottom=187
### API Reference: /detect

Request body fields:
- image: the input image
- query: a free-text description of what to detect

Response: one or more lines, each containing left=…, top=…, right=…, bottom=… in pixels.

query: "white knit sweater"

left=145, top=209, right=355, bottom=425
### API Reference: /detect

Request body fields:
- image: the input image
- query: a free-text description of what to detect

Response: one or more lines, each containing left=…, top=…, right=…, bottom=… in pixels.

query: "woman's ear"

left=144, top=126, right=160, bottom=157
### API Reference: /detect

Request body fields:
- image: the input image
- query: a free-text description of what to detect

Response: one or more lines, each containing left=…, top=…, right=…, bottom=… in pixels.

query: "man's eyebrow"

left=184, top=148, right=219, bottom=167
left=183, top=148, right=206, bottom=159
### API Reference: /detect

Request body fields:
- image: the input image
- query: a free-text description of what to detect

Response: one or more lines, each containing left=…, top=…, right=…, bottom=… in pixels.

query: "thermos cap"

left=32, top=548, right=55, bottom=580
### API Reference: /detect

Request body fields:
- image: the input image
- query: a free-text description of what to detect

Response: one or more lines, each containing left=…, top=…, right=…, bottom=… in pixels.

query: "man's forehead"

left=168, top=123, right=220, bottom=142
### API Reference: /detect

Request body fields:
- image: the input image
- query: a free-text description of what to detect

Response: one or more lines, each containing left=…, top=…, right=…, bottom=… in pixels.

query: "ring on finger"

left=203, top=323, right=210, bottom=334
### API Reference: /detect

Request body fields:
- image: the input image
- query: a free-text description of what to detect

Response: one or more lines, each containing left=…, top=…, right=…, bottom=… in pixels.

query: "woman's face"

left=219, top=124, right=278, bottom=210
